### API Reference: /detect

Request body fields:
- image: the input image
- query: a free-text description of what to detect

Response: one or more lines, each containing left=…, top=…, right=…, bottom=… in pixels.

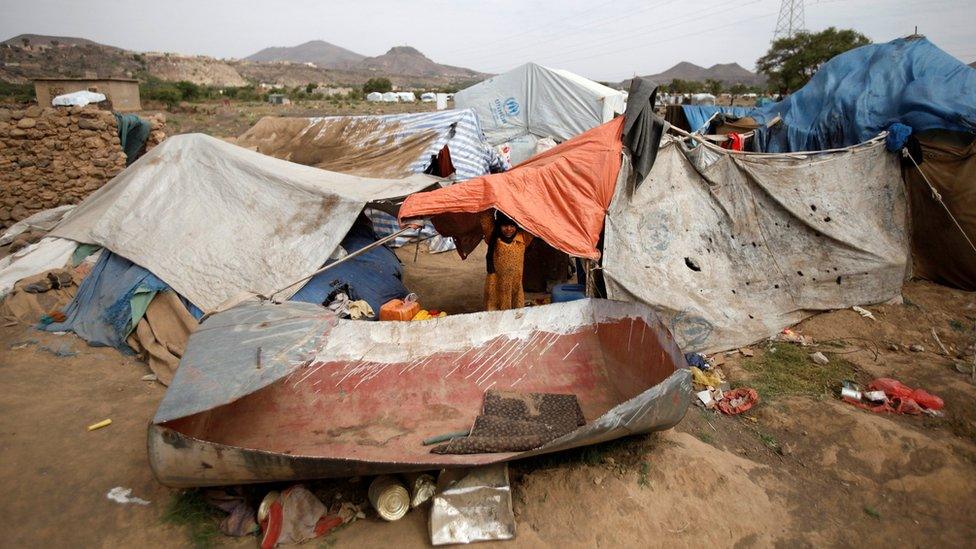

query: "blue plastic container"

left=551, top=283, right=586, bottom=303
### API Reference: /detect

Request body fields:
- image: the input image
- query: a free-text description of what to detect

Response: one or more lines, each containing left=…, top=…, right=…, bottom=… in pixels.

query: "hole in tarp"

left=774, top=284, right=780, bottom=289
left=684, top=257, right=702, bottom=272
left=824, top=216, right=832, bottom=222
left=810, top=204, right=818, bottom=212
left=836, top=276, right=842, bottom=285
left=797, top=271, right=804, bottom=276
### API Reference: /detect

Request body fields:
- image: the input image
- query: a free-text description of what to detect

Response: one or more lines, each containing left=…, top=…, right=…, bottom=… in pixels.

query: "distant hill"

left=2, top=33, right=117, bottom=49
left=621, top=61, right=766, bottom=89
left=970, top=61, right=976, bottom=69
left=245, top=40, right=366, bottom=69
left=357, top=46, right=484, bottom=79
left=0, top=33, right=486, bottom=89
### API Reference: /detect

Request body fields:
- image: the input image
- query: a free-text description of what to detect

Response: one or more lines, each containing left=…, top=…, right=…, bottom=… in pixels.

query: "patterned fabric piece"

left=432, top=390, right=585, bottom=454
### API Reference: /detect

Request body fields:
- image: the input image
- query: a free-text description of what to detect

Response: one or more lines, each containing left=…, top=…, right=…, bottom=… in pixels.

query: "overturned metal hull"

left=149, top=299, right=690, bottom=487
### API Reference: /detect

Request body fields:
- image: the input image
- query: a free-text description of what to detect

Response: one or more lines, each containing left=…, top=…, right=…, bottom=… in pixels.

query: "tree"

left=757, top=27, right=870, bottom=93
left=174, top=80, right=201, bottom=101
left=363, top=77, right=392, bottom=94
left=305, top=82, right=317, bottom=94
left=704, top=78, right=723, bottom=96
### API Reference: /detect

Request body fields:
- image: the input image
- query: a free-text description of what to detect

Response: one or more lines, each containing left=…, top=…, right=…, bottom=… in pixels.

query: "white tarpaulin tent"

left=50, top=133, right=435, bottom=312
left=454, top=62, right=626, bottom=164
left=604, top=136, right=909, bottom=353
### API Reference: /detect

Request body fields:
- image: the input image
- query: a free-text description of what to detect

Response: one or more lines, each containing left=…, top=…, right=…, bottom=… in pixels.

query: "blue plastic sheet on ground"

left=682, top=106, right=752, bottom=133
left=290, top=220, right=408, bottom=317
left=45, top=251, right=169, bottom=348
left=750, top=37, right=976, bottom=153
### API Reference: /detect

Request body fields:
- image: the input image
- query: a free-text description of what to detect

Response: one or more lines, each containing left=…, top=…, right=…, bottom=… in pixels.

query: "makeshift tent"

left=381, top=92, right=399, bottom=102
left=50, top=133, right=436, bottom=312
left=235, top=110, right=500, bottom=251
left=421, top=92, right=436, bottom=102
left=454, top=63, right=626, bottom=164
left=396, top=92, right=417, bottom=102
left=236, top=110, right=495, bottom=180
left=604, top=137, right=909, bottom=353
left=903, top=129, right=976, bottom=290
left=399, top=117, right=625, bottom=260
left=750, top=37, right=976, bottom=153
left=681, top=106, right=752, bottom=133
left=366, top=92, right=383, bottom=102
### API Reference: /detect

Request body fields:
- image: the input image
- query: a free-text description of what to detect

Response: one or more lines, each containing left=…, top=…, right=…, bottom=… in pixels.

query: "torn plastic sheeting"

left=430, top=463, right=515, bottom=546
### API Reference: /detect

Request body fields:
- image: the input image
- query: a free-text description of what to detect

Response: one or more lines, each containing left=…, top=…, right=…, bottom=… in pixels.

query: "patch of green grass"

left=863, top=506, right=881, bottom=519
left=757, top=431, right=779, bottom=451
left=638, top=461, right=650, bottom=487
left=949, top=319, right=966, bottom=332
left=695, top=429, right=714, bottom=444
left=738, top=343, right=859, bottom=399
left=162, top=490, right=222, bottom=549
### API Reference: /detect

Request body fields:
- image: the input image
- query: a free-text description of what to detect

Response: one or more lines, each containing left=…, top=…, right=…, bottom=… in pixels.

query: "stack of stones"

left=0, top=105, right=166, bottom=230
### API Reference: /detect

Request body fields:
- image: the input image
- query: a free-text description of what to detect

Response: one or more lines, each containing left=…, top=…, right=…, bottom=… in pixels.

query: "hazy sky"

left=1, top=0, right=973, bottom=81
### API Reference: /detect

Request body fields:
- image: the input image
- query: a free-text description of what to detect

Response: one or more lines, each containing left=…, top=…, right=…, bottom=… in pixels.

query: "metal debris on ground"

left=404, top=473, right=437, bottom=508
left=368, top=475, right=410, bottom=521
left=841, top=378, right=944, bottom=415
left=430, top=464, right=516, bottom=546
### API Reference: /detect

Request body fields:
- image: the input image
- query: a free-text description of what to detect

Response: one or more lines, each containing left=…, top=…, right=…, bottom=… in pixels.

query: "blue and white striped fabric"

left=355, top=109, right=496, bottom=251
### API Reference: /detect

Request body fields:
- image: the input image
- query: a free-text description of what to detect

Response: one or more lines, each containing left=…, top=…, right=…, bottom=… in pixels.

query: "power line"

left=519, top=0, right=763, bottom=71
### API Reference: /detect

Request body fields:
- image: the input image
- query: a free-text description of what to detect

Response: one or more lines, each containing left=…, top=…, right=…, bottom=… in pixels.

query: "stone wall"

left=0, top=105, right=165, bottom=229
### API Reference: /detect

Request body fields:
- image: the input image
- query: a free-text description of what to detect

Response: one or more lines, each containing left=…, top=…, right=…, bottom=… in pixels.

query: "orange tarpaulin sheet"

left=398, top=117, right=625, bottom=259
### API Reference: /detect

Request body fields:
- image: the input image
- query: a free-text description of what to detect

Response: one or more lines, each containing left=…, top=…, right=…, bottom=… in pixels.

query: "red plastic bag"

left=868, top=378, right=913, bottom=399
left=717, top=388, right=759, bottom=415
left=909, top=388, right=944, bottom=411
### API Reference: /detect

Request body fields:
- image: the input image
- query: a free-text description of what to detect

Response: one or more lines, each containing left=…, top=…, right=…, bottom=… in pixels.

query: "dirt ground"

left=1, top=247, right=975, bottom=547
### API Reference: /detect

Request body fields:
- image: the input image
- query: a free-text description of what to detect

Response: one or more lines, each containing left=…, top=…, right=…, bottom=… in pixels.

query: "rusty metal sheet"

left=149, top=299, right=690, bottom=487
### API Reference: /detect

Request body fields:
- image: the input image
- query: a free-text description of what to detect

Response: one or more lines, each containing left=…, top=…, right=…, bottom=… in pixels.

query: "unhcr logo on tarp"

left=503, top=97, right=520, bottom=116
left=491, top=96, right=521, bottom=125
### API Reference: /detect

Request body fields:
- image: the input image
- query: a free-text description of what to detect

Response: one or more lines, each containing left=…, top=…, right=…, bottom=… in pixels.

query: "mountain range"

left=620, top=61, right=766, bottom=89
left=0, top=34, right=486, bottom=89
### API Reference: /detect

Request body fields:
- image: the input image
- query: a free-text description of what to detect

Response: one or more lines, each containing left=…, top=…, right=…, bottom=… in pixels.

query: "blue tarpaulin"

left=290, top=219, right=408, bottom=317
left=681, top=106, right=752, bottom=133
left=45, top=251, right=169, bottom=348
left=750, top=37, right=976, bottom=153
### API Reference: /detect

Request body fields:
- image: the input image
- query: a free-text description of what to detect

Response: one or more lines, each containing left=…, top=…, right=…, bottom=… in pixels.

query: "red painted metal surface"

left=149, top=299, right=689, bottom=487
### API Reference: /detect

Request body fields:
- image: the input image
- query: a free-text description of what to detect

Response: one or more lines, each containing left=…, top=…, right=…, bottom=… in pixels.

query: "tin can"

left=368, top=475, right=410, bottom=521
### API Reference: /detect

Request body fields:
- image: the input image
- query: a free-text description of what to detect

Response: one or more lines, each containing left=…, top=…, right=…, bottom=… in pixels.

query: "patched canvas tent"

left=604, top=136, right=908, bottom=353
left=49, top=133, right=436, bottom=312
left=745, top=36, right=976, bottom=290
left=455, top=62, right=626, bottom=164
